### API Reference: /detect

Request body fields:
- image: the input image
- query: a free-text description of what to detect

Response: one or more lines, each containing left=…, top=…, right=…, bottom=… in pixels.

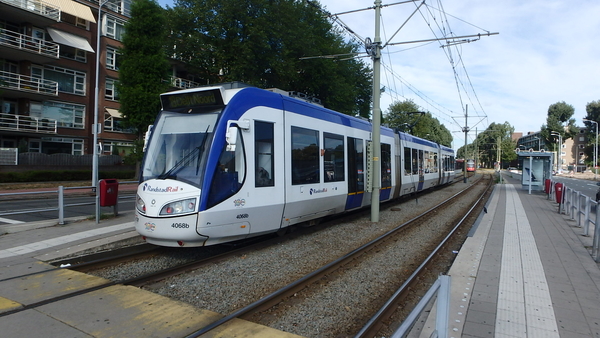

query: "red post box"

left=545, top=179, right=551, bottom=194
left=99, top=179, right=119, bottom=207
left=554, top=182, right=563, bottom=204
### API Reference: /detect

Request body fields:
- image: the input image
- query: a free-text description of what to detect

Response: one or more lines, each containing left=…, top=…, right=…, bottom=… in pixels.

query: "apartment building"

left=0, top=0, right=198, bottom=159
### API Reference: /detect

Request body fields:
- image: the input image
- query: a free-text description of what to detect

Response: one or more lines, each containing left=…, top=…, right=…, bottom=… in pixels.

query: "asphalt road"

left=0, top=194, right=135, bottom=225
left=552, top=176, right=600, bottom=201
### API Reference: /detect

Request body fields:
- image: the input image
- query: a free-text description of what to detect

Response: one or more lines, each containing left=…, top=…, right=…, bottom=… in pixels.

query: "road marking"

left=0, top=217, right=24, bottom=224
left=0, top=222, right=134, bottom=259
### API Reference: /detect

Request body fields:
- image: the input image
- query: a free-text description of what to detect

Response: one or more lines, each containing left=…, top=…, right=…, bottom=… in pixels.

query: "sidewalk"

left=415, top=173, right=600, bottom=338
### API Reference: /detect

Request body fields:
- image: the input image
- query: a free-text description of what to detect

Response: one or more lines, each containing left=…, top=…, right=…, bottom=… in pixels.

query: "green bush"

left=0, top=170, right=136, bottom=183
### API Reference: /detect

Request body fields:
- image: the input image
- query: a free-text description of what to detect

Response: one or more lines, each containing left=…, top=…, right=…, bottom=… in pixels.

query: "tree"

left=458, top=122, right=516, bottom=168
left=117, top=0, right=170, bottom=140
left=582, top=100, right=600, bottom=167
left=540, top=101, right=578, bottom=150
left=384, top=99, right=452, bottom=147
left=165, top=0, right=371, bottom=117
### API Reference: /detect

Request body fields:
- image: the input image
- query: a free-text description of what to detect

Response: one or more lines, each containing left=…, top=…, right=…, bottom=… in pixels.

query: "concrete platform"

left=0, top=212, right=302, bottom=337
left=415, top=174, right=600, bottom=338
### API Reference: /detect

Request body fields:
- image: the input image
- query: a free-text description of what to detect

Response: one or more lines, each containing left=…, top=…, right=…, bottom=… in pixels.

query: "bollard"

left=58, top=186, right=64, bottom=225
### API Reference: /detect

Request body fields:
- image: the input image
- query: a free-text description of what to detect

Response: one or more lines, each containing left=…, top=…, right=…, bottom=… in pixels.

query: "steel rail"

left=356, top=174, right=493, bottom=337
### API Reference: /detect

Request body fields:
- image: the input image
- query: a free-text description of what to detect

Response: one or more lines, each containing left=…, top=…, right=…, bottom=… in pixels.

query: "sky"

left=156, top=0, right=600, bottom=150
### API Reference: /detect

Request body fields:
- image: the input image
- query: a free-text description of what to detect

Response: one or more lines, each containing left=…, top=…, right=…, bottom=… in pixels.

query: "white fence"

left=0, top=148, right=17, bottom=165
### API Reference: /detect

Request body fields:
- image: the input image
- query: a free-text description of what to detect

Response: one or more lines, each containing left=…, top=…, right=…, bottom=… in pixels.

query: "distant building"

left=516, top=129, right=588, bottom=173
left=0, top=0, right=199, bottom=158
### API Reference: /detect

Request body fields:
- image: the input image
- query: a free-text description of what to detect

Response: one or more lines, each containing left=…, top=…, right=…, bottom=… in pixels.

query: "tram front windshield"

left=142, top=110, right=219, bottom=187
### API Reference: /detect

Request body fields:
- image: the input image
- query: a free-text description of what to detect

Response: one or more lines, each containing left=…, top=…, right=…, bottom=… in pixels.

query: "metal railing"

left=0, top=112, right=57, bottom=134
left=169, top=76, right=201, bottom=89
left=551, top=181, right=600, bottom=262
left=392, top=275, right=451, bottom=338
left=0, top=0, right=61, bottom=21
left=0, top=28, right=60, bottom=58
left=0, top=70, right=59, bottom=96
left=0, top=181, right=137, bottom=225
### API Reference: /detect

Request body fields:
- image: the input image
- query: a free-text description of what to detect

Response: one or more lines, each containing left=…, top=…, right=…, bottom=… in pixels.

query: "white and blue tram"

left=135, top=84, right=455, bottom=247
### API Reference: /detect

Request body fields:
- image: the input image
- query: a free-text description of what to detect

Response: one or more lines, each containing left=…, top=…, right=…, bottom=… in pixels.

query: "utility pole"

left=462, top=105, right=469, bottom=183
left=370, top=0, right=382, bottom=222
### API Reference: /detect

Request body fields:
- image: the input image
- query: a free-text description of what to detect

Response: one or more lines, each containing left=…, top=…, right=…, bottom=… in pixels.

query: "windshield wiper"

left=158, top=125, right=211, bottom=180
left=158, top=147, right=201, bottom=180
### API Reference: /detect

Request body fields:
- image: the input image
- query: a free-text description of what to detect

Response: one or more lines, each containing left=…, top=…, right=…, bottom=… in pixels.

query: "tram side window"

left=418, top=150, right=424, bottom=174
left=291, top=126, right=319, bottom=185
left=411, top=148, right=419, bottom=174
left=348, top=137, right=364, bottom=192
left=324, top=133, right=344, bottom=182
left=381, top=143, right=391, bottom=188
left=255, top=121, right=274, bottom=187
left=404, top=147, right=411, bottom=175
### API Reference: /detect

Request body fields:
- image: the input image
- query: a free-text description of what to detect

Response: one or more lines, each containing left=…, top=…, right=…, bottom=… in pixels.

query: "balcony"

left=0, top=113, right=57, bottom=134
left=0, top=28, right=60, bottom=63
left=0, top=0, right=60, bottom=25
left=0, top=70, right=59, bottom=100
left=170, top=76, right=200, bottom=89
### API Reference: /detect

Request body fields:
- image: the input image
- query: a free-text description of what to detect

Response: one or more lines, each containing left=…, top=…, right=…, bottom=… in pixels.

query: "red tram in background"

left=455, top=159, right=476, bottom=172
left=466, top=159, right=476, bottom=172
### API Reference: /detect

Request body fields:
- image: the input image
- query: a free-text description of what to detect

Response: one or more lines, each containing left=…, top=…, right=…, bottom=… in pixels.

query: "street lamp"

left=583, top=118, right=598, bottom=180
left=550, top=131, right=562, bottom=174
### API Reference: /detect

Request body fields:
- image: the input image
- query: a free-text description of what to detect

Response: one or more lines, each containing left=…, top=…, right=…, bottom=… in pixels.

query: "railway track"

left=181, top=174, right=492, bottom=337
left=0, top=172, right=487, bottom=337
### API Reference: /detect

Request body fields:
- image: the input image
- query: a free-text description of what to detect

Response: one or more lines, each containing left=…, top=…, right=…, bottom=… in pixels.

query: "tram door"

left=247, top=109, right=285, bottom=233
left=345, top=137, right=365, bottom=210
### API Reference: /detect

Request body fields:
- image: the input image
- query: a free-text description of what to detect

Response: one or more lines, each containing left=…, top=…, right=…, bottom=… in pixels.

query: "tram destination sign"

left=161, top=88, right=225, bottom=110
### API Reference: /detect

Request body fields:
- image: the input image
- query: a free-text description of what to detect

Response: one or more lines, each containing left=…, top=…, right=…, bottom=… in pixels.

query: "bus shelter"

left=517, top=151, right=553, bottom=192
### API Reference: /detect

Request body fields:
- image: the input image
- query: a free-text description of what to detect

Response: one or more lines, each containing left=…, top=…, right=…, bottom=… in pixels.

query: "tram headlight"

left=160, top=198, right=196, bottom=216
left=136, top=194, right=146, bottom=214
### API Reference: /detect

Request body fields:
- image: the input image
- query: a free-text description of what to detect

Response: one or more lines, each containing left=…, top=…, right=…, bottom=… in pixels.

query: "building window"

left=105, top=0, right=132, bottom=17
left=31, top=65, right=85, bottom=95
left=30, top=101, right=85, bottom=129
left=104, top=109, right=132, bottom=133
left=106, top=47, right=120, bottom=70
left=102, top=141, right=133, bottom=156
left=29, top=140, right=41, bottom=153
left=60, top=45, right=87, bottom=62
left=105, top=15, right=126, bottom=41
left=39, top=137, right=84, bottom=155
left=105, top=78, right=119, bottom=100
left=61, top=13, right=89, bottom=29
